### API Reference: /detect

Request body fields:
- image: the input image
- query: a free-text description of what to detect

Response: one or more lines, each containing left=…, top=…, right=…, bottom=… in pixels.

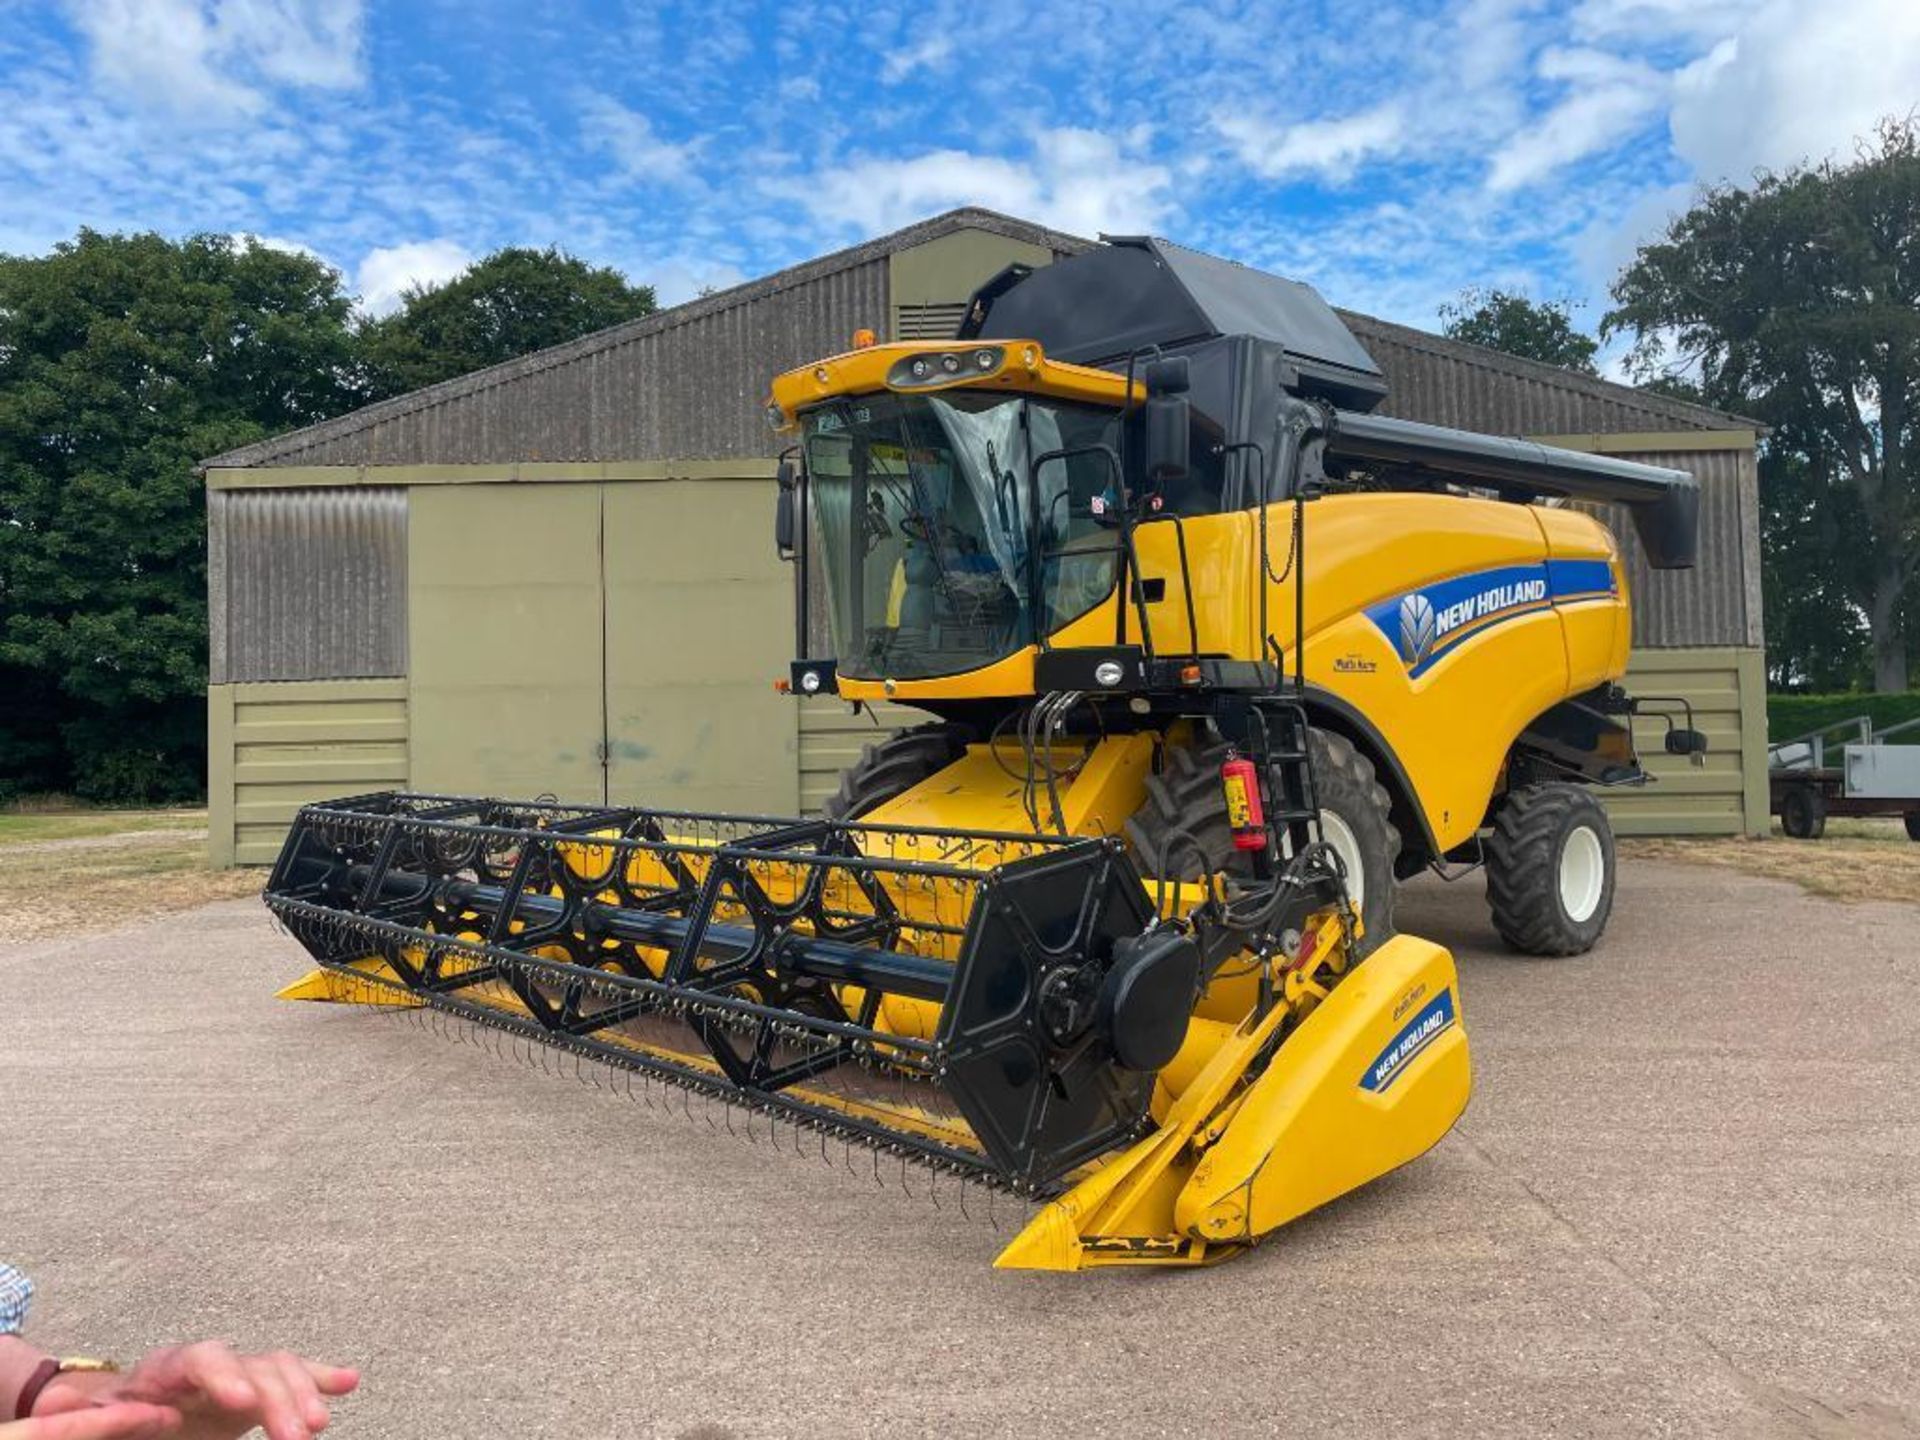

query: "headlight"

left=764, top=402, right=786, bottom=431
left=887, top=347, right=1004, bottom=388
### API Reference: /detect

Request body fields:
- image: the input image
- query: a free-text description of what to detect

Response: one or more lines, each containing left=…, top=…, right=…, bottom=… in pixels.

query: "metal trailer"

left=1768, top=716, right=1920, bottom=840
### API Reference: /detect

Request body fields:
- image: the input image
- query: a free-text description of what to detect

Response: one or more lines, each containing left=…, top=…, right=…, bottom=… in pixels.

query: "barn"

left=200, top=208, right=1764, bottom=866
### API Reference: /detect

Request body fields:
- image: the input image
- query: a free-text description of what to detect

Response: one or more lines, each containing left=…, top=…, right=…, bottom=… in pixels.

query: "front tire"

left=1125, top=728, right=1400, bottom=958
left=1485, top=783, right=1615, bottom=957
left=823, top=723, right=971, bottom=819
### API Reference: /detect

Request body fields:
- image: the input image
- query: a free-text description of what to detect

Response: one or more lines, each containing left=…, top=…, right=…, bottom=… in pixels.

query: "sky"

left=1, top=0, right=1917, bottom=368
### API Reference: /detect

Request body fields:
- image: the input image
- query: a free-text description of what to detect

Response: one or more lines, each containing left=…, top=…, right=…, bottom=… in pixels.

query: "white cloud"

left=354, top=239, right=474, bottom=316
left=578, top=94, right=700, bottom=186
left=1487, top=48, right=1666, bottom=191
left=63, top=0, right=363, bottom=121
left=881, top=32, right=952, bottom=85
left=229, top=229, right=328, bottom=264
left=648, top=257, right=750, bottom=307
left=1569, top=0, right=1758, bottom=43
left=1667, top=0, right=1920, bottom=182
left=1216, top=104, right=1404, bottom=183
left=779, top=127, right=1175, bottom=240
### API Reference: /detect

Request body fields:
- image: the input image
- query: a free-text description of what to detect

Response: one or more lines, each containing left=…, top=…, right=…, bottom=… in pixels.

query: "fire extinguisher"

left=1219, top=752, right=1268, bottom=852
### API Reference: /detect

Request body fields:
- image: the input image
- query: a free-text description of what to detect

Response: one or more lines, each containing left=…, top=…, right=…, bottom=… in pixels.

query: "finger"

left=21, top=1401, right=180, bottom=1439
left=238, top=1357, right=308, bottom=1440
left=269, top=1353, right=329, bottom=1433
left=297, top=1362, right=359, bottom=1399
left=178, top=1342, right=256, bottom=1412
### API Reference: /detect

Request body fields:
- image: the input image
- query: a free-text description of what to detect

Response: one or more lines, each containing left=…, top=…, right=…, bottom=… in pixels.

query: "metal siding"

left=209, top=679, right=409, bottom=866
left=214, top=260, right=888, bottom=469
left=406, top=484, right=607, bottom=802
left=603, top=479, right=799, bottom=814
left=1345, top=318, right=1720, bottom=435
left=1607, top=647, right=1764, bottom=836
left=212, top=488, right=406, bottom=682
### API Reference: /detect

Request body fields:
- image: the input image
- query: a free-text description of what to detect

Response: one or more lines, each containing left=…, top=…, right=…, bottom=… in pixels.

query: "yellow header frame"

left=765, top=339, right=1138, bottom=431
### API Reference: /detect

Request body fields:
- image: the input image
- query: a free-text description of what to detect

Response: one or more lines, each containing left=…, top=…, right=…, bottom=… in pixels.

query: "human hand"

left=0, top=1403, right=179, bottom=1439
left=34, top=1343, right=357, bottom=1440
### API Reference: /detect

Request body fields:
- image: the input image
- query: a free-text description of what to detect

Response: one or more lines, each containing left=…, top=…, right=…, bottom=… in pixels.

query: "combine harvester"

left=266, top=238, right=1702, bottom=1269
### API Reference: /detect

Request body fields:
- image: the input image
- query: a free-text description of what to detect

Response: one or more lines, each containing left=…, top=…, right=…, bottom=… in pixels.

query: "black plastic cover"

left=962, top=237, right=1388, bottom=412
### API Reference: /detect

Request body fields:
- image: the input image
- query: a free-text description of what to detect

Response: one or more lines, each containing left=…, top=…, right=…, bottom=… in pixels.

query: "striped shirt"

left=0, top=1264, right=30, bottom=1335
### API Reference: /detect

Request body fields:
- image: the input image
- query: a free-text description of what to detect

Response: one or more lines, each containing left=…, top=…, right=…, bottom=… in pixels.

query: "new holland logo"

left=1398, top=593, right=1437, bottom=667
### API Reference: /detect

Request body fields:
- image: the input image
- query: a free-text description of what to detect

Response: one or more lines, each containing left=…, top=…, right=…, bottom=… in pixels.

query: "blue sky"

left=2, top=0, right=1917, bottom=368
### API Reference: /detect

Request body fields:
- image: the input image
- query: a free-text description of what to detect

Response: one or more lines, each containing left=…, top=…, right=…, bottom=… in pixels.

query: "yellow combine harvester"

left=265, top=237, right=1702, bottom=1269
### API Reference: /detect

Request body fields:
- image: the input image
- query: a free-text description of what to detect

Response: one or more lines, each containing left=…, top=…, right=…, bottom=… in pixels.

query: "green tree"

left=1438, top=288, right=1600, bottom=374
left=1606, top=118, right=1920, bottom=692
left=359, top=247, right=656, bottom=398
left=0, top=231, right=361, bottom=800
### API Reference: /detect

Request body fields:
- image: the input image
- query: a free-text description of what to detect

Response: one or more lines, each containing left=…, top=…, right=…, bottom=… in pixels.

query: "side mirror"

left=1665, top=727, right=1709, bottom=757
left=1143, top=356, right=1190, bottom=489
left=774, top=458, right=797, bottom=558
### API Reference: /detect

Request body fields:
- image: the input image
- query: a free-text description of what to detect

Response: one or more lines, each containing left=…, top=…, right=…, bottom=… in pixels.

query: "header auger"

left=270, top=234, right=1702, bottom=1267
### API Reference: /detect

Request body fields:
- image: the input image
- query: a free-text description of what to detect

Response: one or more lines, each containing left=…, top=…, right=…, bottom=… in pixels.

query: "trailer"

left=1769, top=716, right=1920, bottom=840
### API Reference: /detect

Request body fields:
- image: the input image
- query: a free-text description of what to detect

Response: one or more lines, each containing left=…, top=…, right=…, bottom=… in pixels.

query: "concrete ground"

left=2, top=862, right=1916, bottom=1439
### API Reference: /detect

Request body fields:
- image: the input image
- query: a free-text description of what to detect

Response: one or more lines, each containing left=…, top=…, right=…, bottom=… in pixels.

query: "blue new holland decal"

left=1360, top=989, right=1456, bottom=1093
left=1364, top=560, right=1617, bottom=677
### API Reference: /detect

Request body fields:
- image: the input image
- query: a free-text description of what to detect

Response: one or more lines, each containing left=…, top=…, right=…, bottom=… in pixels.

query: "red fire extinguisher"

left=1219, top=752, right=1267, bottom=852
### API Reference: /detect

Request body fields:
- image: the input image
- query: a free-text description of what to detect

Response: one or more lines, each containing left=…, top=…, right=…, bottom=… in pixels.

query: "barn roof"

left=203, top=207, right=1752, bottom=471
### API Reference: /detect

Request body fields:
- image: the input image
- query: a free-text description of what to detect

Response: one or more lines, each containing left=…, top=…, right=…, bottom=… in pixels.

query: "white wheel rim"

left=1318, top=810, right=1367, bottom=914
left=1558, top=824, right=1605, bottom=924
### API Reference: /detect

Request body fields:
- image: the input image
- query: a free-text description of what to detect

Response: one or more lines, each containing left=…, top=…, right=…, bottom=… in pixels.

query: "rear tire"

left=1485, top=783, right=1615, bottom=957
left=1125, top=728, right=1400, bottom=958
left=823, top=723, right=972, bottom=820
left=1779, top=785, right=1826, bottom=840
left=1904, top=812, right=1920, bottom=842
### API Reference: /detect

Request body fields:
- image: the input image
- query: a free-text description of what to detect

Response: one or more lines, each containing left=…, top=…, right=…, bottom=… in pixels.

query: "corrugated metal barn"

left=201, top=208, right=1764, bottom=865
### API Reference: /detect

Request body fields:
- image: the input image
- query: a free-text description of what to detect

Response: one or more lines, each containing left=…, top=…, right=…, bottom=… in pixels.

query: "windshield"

left=802, top=391, right=1123, bottom=680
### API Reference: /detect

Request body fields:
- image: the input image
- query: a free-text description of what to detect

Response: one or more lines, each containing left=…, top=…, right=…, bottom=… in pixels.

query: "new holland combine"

left=265, top=237, right=1703, bottom=1269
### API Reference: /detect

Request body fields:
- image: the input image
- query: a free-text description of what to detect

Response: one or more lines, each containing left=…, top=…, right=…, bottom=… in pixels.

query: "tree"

left=1606, top=118, right=1920, bottom=692
left=359, top=247, right=656, bottom=398
left=0, top=231, right=362, bottom=800
left=1438, top=289, right=1600, bottom=374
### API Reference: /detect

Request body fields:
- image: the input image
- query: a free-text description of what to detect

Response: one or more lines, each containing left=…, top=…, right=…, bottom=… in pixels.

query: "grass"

left=0, top=807, right=208, bottom=843
left=1621, top=817, right=1920, bottom=905
left=0, top=806, right=261, bottom=945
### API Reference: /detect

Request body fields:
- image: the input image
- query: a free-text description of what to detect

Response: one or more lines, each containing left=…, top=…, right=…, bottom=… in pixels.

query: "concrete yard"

left=2, top=862, right=1915, bottom=1438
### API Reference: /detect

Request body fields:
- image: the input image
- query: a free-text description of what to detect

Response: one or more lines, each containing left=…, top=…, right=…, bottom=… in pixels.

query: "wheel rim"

left=1318, top=809, right=1367, bottom=914
left=1558, top=824, right=1606, bottom=924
